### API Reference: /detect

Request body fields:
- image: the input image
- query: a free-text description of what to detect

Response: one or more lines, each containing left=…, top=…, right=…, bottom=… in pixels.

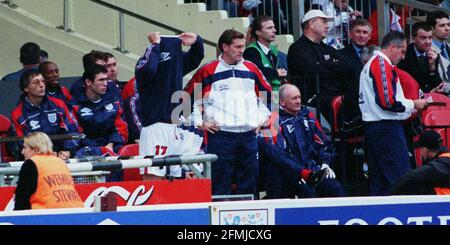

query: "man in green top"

left=244, top=15, right=287, bottom=94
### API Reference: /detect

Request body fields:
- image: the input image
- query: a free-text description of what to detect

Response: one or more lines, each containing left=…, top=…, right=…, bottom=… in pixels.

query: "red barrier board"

left=0, top=179, right=211, bottom=211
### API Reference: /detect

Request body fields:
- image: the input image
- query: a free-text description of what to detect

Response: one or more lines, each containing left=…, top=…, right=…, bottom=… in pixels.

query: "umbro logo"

left=286, top=125, right=294, bottom=133
left=80, top=108, right=93, bottom=117
left=30, top=120, right=41, bottom=130
left=159, top=52, right=172, bottom=62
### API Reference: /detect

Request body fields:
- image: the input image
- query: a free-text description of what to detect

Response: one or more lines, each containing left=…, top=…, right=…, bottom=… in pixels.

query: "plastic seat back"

left=0, top=114, right=14, bottom=162
left=118, top=144, right=142, bottom=181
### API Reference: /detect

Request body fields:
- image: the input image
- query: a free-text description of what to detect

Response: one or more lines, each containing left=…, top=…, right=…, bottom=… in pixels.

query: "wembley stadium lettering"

left=53, top=189, right=81, bottom=203
left=318, top=215, right=450, bottom=225
left=44, top=174, right=74, bottom=187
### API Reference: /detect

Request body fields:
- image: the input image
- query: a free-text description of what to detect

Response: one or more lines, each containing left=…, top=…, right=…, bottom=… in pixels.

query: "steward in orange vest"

left=391, top=130, right=450, bottom=195
left=14, top=132, right=83, bottom=210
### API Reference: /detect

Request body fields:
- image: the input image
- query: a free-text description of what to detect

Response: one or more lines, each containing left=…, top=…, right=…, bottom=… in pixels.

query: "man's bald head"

left=279, top=84, right=302, bottom=115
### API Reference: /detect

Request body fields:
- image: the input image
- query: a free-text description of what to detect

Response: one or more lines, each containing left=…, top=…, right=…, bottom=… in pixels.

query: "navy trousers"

left=263, top=157, right=345, bottom=198
left=208, top=130, right=258, bottom=197
left=364, top=120, right=411, bottom=196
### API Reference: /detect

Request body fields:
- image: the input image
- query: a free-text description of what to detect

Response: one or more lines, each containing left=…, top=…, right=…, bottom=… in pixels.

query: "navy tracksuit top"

left=135, top=36, right=204, bottom=127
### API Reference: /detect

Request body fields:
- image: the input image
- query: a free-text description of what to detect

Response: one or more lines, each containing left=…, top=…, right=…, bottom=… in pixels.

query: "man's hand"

left=321, top=164, right=336, bottom=179
left=427, top=49, right=438, bottom=71
left=349, top=10, right=362, bottom=19
left=277, top=68, right=287, bottom=77
left=198, top=122, right=219, bottom=134
left=431, top=82, right=445, bottom=93
left=307, top=168, right=328, bottom=187
left=184, top=171, right=197, bottom=179
left=413, top=99, right=428, bottom=110
left=179, top=32, right=198, bottom=46
left=147, top=32, right=161, bottom=44
left=255, top=118, right=271, bottom=134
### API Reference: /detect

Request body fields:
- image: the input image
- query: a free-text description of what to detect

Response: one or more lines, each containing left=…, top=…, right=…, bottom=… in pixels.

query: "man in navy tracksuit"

left=135, top=32, right=204, bottom=127
left=70, top=65, right=128, bottom=158
left=11, top=69, right=80, bottom=156
left=260, top=84, right=344, bottom=198
left=70, top=50, right=122, bottom=103
left=135, top=32, right=204, bottom=180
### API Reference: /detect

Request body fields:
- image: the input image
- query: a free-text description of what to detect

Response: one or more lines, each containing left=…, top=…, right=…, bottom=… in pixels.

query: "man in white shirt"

left=359, top=31, right=428, bottom=195
left=184, top=29, right=272, bottom=197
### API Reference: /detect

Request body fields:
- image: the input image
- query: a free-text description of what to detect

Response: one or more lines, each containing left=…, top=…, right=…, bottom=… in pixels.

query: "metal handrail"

left=0, top=133, right=84, bottom=143
left=89, top=0, right=217, bottom=49
left=0, top=154, right=218, bottom=186
left=377, top=0, right=450, bottom=44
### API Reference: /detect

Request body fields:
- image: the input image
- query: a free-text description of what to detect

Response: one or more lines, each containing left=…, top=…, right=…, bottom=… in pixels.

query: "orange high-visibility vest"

left=434, top=153, right=450, bottom=195
left=29, top=154, right=83, bottom=209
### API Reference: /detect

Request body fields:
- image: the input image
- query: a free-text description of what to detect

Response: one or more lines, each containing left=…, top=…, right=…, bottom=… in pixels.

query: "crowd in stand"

left=2, top=0, right=450, bottom=211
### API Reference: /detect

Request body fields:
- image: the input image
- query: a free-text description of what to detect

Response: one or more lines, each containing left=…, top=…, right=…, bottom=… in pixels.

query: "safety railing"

left=184, top=0, right=450, bottom=43
left=1, top=0, right=218, bottom=54
left=3, top=0, right=449, bottom=48
left=0, top=154, right=218, bottom=187
left=376, top=0, right=450, bottom=44
left=0, top=0, right=16, bottom=8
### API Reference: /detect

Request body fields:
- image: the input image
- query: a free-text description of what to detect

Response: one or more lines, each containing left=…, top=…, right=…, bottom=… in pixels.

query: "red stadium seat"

left=0, top=114, right=14, bottom=162
left=330, top=96, right=364, bottom=192
left=331, top=96, right=343, bottom=138
left=118, top=144, right=142, bottom=181
left=331, top=96, right=363, bottom=143
left=422, top=92, right=450, bottom=119
left=423, top=110, right=450, bottom=127
left=437, top=128, right=450, bottom=149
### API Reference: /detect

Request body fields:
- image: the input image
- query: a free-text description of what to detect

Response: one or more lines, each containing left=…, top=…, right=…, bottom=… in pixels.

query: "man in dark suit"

left=398, top=22, right=442, bottom=169
left=398, top=22, right=442, bottom=93
left=340, top=18, right=372, bottom=129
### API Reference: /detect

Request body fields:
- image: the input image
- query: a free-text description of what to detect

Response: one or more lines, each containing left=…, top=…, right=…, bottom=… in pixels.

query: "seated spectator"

left=71, top=65, right=128, bottom=156
left=39, top=61, right=72, bottom=106
left=70, top=50, right=122, bottom=102
left=2, top=42, right=41, bottom=82
left=11, top=69, right=80, bottom=156
left=260, top=84, right=344, bottom=198
left=340, top=18, right=373, bottom=131
left=391, top=130, right=450, bottom=195
left=104, top=52, right=126, bottom=90
left=427, top=10, right=450, bottom=91
left=14, top=132, right=83, bottom=210
left=244, top=15, right=287, bottom=93
left=397, top=22, right=442, bottom=93
left=288, top=9, right=352, bottom=124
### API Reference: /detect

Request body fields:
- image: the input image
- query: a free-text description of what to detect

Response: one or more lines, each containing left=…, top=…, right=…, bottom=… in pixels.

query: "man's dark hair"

left=19, top=42, right=41, bottom=65
left=381, top=31, right=406, bottom=49
left=350, top=18, right=372, bottom=31
left=38, top=61, right=56, bottom=74
left=19, top=68, right=41, bottom=92
left=218, top=29, right=244, bottom=53
left=83, top=64, right=107, bottom=84
left=251, top=15, right=274, bottom=39
left=82, top=50, right=108, bottom=72
left=40, top=50, right=48, bottom=60
left=426, top=10, right=449, bottom=27
left=104, top=52, right=115, bottom=59
left=412, top=22, right=433, bottom=37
